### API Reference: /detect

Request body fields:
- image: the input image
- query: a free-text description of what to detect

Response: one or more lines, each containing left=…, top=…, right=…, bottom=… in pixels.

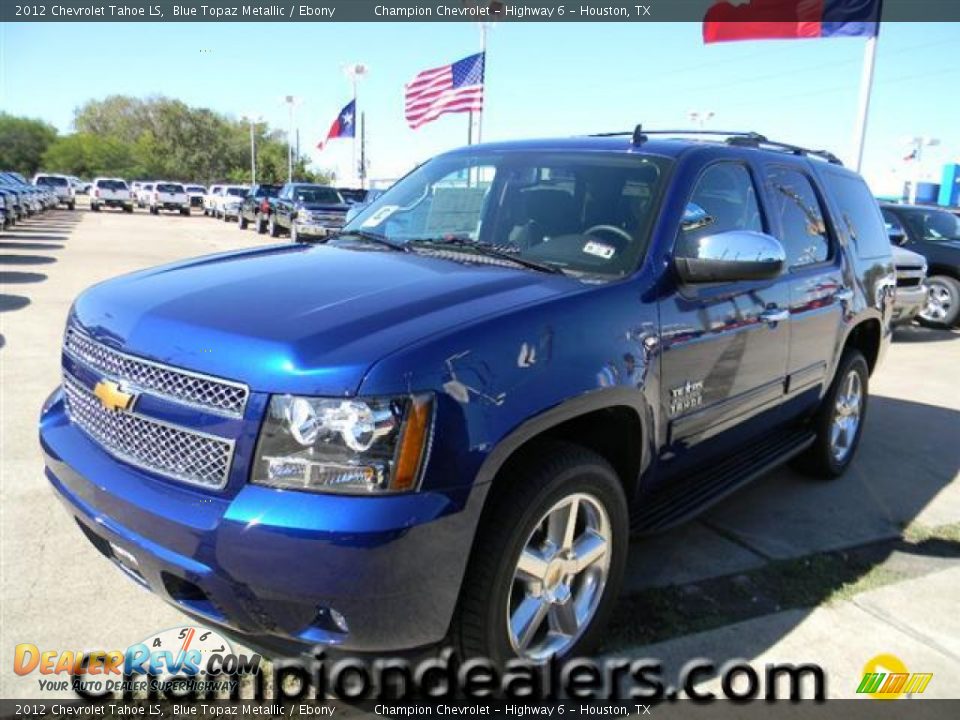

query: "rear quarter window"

left=820, top=170, right=890, bottom=259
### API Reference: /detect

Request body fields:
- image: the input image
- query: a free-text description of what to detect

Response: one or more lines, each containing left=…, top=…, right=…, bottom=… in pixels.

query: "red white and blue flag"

left=703, top=0, right=881, bottom=43
left=318, top=99, right=355, bottom=150
left=405, top=52, right=485, bottom=130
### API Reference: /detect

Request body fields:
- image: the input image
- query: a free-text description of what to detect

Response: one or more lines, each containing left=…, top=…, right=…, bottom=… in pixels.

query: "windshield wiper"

left=410, top=236, right=565, bottom=275
left=329, top=229, right=410, bottom=252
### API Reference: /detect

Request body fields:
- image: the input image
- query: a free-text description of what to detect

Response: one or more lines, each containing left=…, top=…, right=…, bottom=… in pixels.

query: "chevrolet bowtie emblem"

left=93, top=380, right=136, bottom=413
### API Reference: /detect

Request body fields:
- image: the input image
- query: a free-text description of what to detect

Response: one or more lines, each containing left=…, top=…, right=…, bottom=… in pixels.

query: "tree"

left=41, top=133, right=138, bottom=178
left=0, top=113, right=58, bottom=176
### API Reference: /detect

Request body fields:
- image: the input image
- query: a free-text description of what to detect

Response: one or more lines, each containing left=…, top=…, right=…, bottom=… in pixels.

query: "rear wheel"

left=256, top=216, right=266, bottom=234
left=917, top=276, right=960, bottom=328
left=90, top=203, right=100, bottom=212
left=794, top=350, right=869, bottom=478
left=269, top=216, right=280, bottom=237
left=238, top=213, right=248, bottom=230
left=454, top=442, right=628, bottom=665
left=180, top=207, right=190, bottom=216
left=67, top=201, right=75, bottom=211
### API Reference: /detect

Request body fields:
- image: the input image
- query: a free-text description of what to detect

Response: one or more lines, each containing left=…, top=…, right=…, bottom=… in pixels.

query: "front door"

left=659, top=161, right=790, bottom=470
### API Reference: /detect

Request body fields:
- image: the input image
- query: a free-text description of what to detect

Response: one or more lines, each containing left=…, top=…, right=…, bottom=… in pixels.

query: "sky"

left=1, top=21, right=957, bottom=195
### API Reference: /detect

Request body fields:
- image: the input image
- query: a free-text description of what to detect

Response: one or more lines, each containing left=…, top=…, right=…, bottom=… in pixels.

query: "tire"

left=180, top=208, right=190, bottom=216
left=67, top=201, right=75, bottom=211
left=238, top=214, right=248, bottom=230
left=124, top=205, right=134, bottom=214
left=291, top=224, right=299, bottom=243
left=454, top=441, right=628, bottom=665
left=222, top=211, right=230, bottom=223
left=793, top=350, right=870, bottom=478
left=269, top=216, right=280, bottom=238
left=91, top=204, right=100, bottom=212
left=256, top=217, right=266, bottom=235
left=917, top=275, right=960, bottom=328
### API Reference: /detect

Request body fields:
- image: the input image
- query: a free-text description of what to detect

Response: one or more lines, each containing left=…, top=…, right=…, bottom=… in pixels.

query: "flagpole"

left=852, top=33, right=878, bottom=173
left=477, top=22, right=489, bottom=145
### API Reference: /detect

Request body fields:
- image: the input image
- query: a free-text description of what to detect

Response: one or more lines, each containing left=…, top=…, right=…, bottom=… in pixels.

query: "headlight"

left=252, top=394, right=433, bottom=494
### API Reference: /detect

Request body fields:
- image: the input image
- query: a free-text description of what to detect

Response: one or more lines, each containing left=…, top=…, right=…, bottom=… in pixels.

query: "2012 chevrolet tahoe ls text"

left=40, top=129, right=894, bottom=665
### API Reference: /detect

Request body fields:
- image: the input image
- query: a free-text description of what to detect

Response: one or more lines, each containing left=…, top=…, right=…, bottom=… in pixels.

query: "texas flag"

left=317, top=99, right=355, bottom=150
left=703, top=0, right=881, bottom=43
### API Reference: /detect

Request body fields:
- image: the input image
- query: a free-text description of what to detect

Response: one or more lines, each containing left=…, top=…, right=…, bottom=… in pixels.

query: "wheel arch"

left=474, top=387, right=652, bottom=505
left=841, top=317, right=883, bottom=375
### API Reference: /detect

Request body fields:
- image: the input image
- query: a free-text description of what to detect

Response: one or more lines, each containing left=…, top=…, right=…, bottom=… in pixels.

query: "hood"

left=71, top=244, right=579, bottom=396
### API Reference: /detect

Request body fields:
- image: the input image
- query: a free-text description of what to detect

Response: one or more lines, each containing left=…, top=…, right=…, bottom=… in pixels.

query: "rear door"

left=762, top=165, right=845, bottom=405
left=660, top=160, right=790, bottom=463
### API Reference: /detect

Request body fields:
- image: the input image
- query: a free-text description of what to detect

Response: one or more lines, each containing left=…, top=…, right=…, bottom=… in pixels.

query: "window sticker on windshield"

left=362, top=205, right=399, bottom=227
left=583, top=240, right=616, bottom=260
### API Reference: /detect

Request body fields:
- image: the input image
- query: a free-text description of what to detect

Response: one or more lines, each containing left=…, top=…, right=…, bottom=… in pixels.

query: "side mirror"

left=674, top=230, right=785, bottom=284
left=887, top=228, right=907, bottom=246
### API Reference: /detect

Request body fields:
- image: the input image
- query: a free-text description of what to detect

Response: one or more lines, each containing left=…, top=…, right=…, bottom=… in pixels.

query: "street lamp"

left=903, top=136, right=941, bottom=203
left=282, top=96, right=302, bottom=182
left=241, top=113, right=262, bottom=185
left=342, top=63, right=368, bottom=187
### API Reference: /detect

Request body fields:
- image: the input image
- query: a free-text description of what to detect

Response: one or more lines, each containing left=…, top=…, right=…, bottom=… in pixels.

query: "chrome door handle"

left=760, top=308, right=790, bottom=323
left=836, top=288, right=854, bottom=302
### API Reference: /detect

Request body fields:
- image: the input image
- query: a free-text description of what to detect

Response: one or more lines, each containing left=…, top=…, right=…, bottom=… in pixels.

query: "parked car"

left=881, top=203, right=960, bottom=328
left=890, top=245, right=928, bottom=325
left=237, top=183, right=282, bottom=232
left=185, top=184, right=207, bottom=210
left=136, top=183, right=154, bottom=209
left=40, top=130, right=893, bottom=665
left=148, top=182, right=190, bottom=215
left=268, top=183, right=348, bottom=241
left=203, top=185, right=224, bottom=217
left=1, top=172, right=45, bottom=215
left=34, top=173, right=77, bottom=210
left=337, top=187, right=368, bottom=205
left=219, top=185, right=250, bottom=221
left=344, top=189, right=385, bottom=224
left=90, top=178, right=134, bottom=213
left=0, top=188, right=16, bottom=226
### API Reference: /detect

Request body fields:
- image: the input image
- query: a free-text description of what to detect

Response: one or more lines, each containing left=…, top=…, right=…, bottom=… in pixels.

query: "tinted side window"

left=767, top=168, right=829, bottom=268
left=681, top=163, right=763, bottom=240
left=820, top=171, right=889, bottom=259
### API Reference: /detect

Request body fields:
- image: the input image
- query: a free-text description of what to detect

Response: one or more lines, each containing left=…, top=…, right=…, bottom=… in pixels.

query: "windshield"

left=37, top=176, right=68, bottom=186
left=898, top=207, right=960, bottom=242
left=156, top=183, right=184, bottom=193
left=340, top=151, right=669, bottom=277
left=97, top=180, right=128, bottom=190
left=186, top=186, right=205, bottom=193
left=255, top=185, right=282, bottom=197
left=226, top=187, right=247, bottom=197
left=292, top=186, right=343, bottom=204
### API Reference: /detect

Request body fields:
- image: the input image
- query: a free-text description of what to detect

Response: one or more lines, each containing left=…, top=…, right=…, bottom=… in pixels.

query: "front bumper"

left=294, top=222, right=343, bottom=238
left=39, top=388, right=486, bottom=656
left=893, top=283, right=927, bottom=324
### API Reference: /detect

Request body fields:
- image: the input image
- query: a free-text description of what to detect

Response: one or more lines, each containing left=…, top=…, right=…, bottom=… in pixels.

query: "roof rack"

left=589, top=125, right=843, bottom=166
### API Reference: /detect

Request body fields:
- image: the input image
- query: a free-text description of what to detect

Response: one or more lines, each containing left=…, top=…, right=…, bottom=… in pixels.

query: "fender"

left=473, top=386, right=655, bottom=500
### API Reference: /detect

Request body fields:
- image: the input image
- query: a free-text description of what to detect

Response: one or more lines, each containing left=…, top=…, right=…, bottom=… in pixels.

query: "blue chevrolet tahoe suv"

left=40, top=129, right=894, bottom=665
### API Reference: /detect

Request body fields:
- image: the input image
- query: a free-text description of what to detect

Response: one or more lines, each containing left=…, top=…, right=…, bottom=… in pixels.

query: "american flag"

left=405, top=52, right=485, bottom=130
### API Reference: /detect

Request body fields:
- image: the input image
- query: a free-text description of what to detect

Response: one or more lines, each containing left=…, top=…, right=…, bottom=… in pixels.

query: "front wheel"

left=794, top=349, right=869, bottom=478
left=917, top=275, right=960, bottom=328
left=269, top=216, right=280, bottom=237
left=238, top=213, right=248, bottom=230
left=454, top=442, right=628, bottom=665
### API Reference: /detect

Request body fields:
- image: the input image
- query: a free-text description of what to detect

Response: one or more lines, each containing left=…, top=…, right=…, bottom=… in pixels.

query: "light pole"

left=241, top=113, right=262, bottom=185
left=283, top=96, right=301, bottom=182
left=343, top=63, right=368, bottom=187
left=688, top=110, right=715, bottom=130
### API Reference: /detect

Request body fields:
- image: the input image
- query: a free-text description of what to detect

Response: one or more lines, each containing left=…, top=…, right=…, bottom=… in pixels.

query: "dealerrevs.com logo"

left=14, top=626, right=261, bottom=696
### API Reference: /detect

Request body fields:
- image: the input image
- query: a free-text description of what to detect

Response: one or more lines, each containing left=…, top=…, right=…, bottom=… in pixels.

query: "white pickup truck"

left=33, top=173, right=76, bottom=210
left=150, top=182, right=190, bottom=216
left=90, top=178, right=134, bottom=213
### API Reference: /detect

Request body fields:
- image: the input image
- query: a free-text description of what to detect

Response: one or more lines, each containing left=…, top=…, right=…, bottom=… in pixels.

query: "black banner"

left=2, top=0, right=960, bottom=23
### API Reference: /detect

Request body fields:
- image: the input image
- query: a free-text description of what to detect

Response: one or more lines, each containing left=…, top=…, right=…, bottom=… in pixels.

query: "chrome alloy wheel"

left=507, top=493, right=611, bottom=661
left=830, top=370, right=863, bottom=463
left=919, top=280, right=953, bottom=323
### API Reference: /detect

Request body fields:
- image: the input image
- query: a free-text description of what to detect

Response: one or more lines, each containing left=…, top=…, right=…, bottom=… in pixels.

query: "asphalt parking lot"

left=1, top=202, right=958, bottom=700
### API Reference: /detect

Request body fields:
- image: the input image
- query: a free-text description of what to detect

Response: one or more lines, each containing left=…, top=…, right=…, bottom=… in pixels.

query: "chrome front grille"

left=62, top=372, right=233, bottom=489
left=63, top=326, right=248, bottom=417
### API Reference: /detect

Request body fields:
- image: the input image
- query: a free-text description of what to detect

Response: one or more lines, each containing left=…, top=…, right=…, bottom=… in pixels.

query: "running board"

left=631, top=428, right=815, bottom=535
